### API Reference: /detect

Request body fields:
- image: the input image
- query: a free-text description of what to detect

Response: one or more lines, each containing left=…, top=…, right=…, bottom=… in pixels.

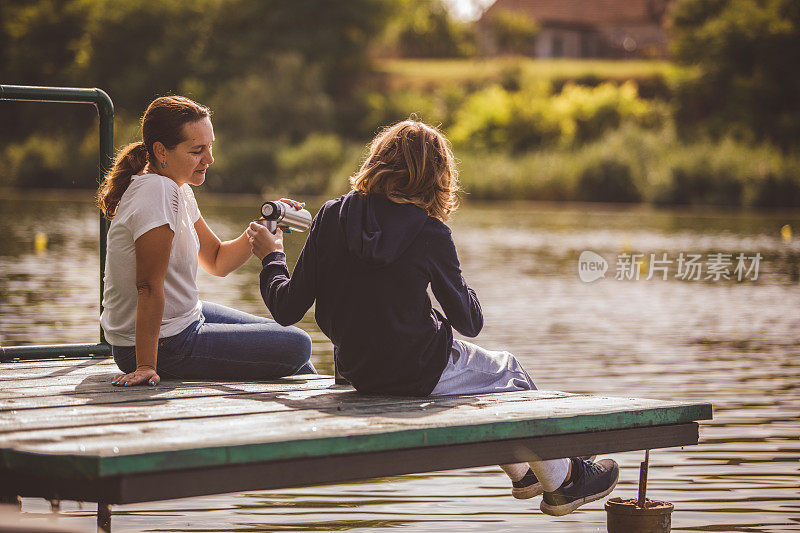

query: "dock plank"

left=0, top=375, right=331, bottom=408
left=0, top=358, right=113, bottom=371
left=0, top=382, right=332, bottom=411
left=0, top=387, right=576, bottom=433
left=0, top=358, right=116, bottom=378
left=0, top=368, right=329, bottom=392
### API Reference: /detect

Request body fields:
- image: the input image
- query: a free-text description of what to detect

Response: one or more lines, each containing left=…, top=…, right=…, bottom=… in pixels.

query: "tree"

left=670, top=0, right=800, bottom=149
left=0, top=0, right=395, bottom=190
left=383, top=0, right=475, bottom=58
left=0, top=0, right=92, bottom=144
left=488, top=8, right=539, bottom=55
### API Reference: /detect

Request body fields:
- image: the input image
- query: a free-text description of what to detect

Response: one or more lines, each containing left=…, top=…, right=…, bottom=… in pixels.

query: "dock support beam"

left=98, top=502, right=111, bottom=532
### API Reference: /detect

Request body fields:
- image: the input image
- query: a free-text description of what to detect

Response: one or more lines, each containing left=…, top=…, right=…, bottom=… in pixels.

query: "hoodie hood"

left=340, top=191, right=429, bottom=266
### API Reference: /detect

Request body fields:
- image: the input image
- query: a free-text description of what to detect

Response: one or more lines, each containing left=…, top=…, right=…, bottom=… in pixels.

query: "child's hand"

left=247, top=221, right=284, bottom=260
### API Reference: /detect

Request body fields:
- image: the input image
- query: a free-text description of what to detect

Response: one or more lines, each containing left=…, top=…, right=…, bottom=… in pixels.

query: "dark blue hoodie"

left=259, top=191, right=483, bottom=396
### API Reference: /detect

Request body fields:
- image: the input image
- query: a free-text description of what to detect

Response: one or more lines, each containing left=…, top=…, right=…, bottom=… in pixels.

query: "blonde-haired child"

left=247, top=120, right=618, bottom=516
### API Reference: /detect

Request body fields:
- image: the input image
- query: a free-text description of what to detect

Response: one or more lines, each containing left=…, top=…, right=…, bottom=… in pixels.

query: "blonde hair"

left=350, top=120, right=460, bottom=221
left=97, top=95, right=210, bottom=219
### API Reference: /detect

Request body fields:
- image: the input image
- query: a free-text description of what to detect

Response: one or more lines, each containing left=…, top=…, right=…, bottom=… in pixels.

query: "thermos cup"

left=259, top=200, right=313, bottom=233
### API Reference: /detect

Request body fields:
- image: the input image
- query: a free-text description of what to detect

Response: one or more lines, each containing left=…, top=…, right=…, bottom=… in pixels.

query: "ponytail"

left=97, top=142, right=148, bottom=219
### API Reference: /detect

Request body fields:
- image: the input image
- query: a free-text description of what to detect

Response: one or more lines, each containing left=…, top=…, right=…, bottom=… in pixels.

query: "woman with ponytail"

left=98, top=96, right=314, bottom=387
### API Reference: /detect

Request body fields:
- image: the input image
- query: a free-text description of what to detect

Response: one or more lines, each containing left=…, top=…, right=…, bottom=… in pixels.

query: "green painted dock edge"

left=0, top=402, right=712, bottom=479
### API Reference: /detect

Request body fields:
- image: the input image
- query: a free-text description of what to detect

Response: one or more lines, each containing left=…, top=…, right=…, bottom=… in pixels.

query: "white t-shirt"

left=100, top=173, right=203, bottom=346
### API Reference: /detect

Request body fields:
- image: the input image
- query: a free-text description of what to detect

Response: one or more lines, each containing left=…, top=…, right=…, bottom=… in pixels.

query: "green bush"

left=207, top=138, right=278, bottom=195
left=274, top=134, right=346, bottom=196
left=649, top=138, right=787, bottom=207
left=457, top=151, right=544, bottom=200
left=1, top=135, right=93, bottom=189
left=550, top=74, right=670, bottom=100
left=208, top=134, right=364, bottom=198
left=452, top=122, right=800, bottom=208
left=555, top=82, right=656, bottom=145
left=659, top=165, right=743, bottom=207
left=359, top=89, right=444, bottom=135
left=752, top=173, right=800, bottom=209
left=449, top=81, right=660, bottom=151
left=209, top=56, right=335, bottom=144
left=449, top=85, right=515, bottom=150
left=747, top=155, right=800, bottom=209
left=457, top=148, right=605, bottom=202
left=576, top=159, right=640, bottom=203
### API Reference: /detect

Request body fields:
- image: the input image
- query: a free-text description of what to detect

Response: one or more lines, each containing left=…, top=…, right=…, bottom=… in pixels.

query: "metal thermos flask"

left=259, top=201, right=313, bottom=233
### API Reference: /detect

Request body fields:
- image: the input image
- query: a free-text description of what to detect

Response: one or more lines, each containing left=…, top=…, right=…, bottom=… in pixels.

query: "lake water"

left=1, top=192, right=798, bottom=532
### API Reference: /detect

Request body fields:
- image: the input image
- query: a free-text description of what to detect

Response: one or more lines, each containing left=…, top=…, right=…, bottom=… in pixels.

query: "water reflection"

left=2, top=193, right=799, bottom=532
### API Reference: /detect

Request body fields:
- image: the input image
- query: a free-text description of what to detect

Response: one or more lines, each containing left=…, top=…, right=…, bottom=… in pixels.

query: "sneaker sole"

left=539, top=470, right=619, bottom=516
left=512, top=482, right=543, bottom=499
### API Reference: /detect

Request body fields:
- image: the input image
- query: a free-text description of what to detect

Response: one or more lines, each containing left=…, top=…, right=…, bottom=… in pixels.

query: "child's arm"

left=429, top=231, right=483, bottom=337
left=249, top=220, right=318, bottom=326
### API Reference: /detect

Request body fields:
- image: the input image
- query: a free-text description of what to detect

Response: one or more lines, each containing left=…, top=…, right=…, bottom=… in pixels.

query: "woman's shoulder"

left=126, top=173, right=180, bottom=201
left=119, top=174, right=181, bottom=217
left=130, top=173, right=179, bottom=191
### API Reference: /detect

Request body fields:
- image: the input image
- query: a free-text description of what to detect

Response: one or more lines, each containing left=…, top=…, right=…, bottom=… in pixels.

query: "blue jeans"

left=113, top=301, right=315, bottom=379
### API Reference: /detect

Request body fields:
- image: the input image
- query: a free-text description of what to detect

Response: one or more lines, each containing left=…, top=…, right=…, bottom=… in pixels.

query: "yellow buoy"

left=34, top=232, right=48, bottom=253
left=621, top=235, right=632, bottom=254
left=781, top=224, right=792, bottom=243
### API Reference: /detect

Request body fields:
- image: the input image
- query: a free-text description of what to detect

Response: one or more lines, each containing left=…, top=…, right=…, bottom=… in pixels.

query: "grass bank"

left=376, top=57, right=683, bottom=94
left=456, top=125, right=800, bottom=209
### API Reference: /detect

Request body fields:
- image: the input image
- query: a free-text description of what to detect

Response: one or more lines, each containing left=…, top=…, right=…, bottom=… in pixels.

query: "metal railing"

left=0, top=85, right=114, bottom=361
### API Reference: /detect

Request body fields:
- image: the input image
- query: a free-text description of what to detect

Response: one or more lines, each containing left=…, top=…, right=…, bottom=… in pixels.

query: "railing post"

left=0, top=85, right=114, bottom=360
left=95, top=89, right=114, bottom=345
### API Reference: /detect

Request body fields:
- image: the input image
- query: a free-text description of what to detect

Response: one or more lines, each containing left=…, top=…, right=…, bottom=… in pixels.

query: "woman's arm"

left=197, top=198, right=305, bottom=277
left=112, top=224, right=173, bottom=387
left=195, top=215, right=251, bottom=277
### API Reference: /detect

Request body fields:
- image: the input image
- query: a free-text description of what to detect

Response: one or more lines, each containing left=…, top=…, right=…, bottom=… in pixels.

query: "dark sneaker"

left=512, top=469, right=542, bottom=499
left=540, top=457, right=619, bottom=516
left=510, top=456, right=597, bottom=500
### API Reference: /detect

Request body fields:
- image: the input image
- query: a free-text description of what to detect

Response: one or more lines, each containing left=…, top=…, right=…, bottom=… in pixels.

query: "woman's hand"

left=247, top=222, right=284, bottom=260
left=112, top=366, right=160, bottom=387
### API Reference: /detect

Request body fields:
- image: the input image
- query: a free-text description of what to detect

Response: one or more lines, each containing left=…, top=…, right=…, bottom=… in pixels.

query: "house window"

left=552, top=35, right=563, bottom=57
left=581, top=35, right=594, bottom=57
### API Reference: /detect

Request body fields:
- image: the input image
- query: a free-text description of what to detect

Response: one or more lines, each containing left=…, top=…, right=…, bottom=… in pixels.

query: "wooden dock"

left=0, top=357, right=712, bottom=529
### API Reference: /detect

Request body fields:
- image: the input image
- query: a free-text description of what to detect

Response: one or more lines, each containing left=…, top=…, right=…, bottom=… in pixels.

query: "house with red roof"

left=478, top=0, right=670, bottom=58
